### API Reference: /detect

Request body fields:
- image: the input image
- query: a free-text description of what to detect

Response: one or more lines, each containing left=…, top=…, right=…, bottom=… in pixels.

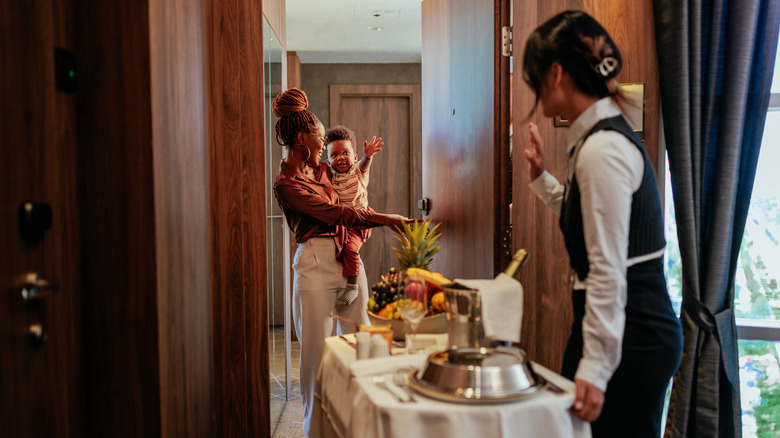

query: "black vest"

left=560, top=116, right=665, bottom=281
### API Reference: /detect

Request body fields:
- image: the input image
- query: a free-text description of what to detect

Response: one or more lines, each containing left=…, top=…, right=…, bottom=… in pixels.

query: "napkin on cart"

left=348, top=353, right=429, bottom=377
left=452, top=273, right=523, bottom=344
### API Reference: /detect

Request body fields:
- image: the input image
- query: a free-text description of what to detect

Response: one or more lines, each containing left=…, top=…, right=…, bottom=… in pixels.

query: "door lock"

left=417, top=197, right=430, bottom=216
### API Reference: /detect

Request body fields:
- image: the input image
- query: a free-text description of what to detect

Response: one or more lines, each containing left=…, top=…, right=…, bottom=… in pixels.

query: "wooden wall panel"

left=148, top=0, right=213, bottom=436
left=205, top=0, right=269, bottom=436
left=582, top=0, right=660, bottom=166
left=74, top=0, right=162, bottom=435
left=287, top=51, right=301, bottom=90
left=512, top=0, right=660, bottom=371
left=262, top=0, right=285, bottom=48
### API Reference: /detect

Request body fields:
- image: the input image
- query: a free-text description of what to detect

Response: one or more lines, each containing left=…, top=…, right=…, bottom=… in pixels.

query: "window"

left=663, top=42, right=780, bottom=437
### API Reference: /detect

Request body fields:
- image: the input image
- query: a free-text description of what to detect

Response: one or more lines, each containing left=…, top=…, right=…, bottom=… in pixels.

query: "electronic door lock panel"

left=18, top=201, right=52, bottom=245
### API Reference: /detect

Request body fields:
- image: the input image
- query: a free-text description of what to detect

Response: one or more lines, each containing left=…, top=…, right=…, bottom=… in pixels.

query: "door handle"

left=21, top=272, right=60, bottom=301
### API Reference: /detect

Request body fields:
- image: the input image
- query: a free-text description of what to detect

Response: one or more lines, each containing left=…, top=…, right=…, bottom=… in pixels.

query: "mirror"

left=264, top=16, right=289, bottom=436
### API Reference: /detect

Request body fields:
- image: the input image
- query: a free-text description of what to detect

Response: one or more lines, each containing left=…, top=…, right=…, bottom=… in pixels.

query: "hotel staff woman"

left=521, top=10, right=682, bottom=437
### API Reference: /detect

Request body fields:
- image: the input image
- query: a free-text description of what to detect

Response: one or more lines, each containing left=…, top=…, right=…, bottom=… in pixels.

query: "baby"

left=325, top=125, right=383, bottom=307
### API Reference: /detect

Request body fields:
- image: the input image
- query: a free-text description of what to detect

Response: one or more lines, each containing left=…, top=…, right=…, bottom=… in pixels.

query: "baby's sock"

left=336, top=283, right=359, bottom=307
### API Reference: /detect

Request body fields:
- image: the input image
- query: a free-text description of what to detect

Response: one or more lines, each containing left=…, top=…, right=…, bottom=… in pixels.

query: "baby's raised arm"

left=359, top=136, right=383, bottom=174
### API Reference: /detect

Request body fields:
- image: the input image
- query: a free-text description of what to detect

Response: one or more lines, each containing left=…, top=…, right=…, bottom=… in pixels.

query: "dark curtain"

left=653, top=1, right=780, bottom=437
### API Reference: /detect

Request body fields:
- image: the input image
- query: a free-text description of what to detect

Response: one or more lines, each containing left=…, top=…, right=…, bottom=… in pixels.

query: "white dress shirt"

left=529, top=97, right=664, bottom=391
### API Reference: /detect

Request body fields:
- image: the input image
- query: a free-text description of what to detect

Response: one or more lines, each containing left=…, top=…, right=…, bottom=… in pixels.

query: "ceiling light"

left=368, top=26, right=384, bottom=31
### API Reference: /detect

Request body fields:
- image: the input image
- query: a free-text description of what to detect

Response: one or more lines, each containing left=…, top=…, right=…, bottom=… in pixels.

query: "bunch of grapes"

left=367, top=267, right=401, bottom=314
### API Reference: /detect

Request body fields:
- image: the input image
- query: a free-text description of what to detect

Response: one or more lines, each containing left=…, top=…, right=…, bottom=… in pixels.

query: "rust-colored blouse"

left=273, top=159, right=386, bottom=261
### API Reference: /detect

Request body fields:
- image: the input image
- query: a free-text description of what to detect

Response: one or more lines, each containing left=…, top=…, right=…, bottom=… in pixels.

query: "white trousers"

left=293, top=237, right=370, bottom=436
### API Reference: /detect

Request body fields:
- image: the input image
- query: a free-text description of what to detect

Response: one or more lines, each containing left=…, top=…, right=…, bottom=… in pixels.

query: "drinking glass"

left=397, top=277, right=428, bottom=353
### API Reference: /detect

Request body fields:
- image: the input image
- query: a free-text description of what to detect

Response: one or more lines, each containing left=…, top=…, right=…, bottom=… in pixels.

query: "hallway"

left=270, top=328, right=305, bottom=437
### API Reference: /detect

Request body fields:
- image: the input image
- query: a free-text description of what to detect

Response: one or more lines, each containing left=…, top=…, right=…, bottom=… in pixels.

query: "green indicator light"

left=69, top=70, right=75, bottom=78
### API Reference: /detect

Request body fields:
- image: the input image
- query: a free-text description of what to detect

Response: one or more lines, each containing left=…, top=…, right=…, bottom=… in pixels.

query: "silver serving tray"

left=407, top=347, right=548, bottom=403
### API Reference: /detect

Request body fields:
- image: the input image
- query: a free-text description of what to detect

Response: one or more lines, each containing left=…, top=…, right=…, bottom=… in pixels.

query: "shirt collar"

left=564, top=97, right=622, bottom=156
left=278, top=159, right=328, bottom=182
left=279, top=159, right=298, bottom=178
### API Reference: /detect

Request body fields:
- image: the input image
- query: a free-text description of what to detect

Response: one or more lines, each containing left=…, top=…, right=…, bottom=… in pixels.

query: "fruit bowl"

left=368, top=311, right=447, bottom=341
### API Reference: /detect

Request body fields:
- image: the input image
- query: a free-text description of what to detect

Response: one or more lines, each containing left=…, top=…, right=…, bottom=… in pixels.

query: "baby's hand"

left=364, top=136, right=384, bottom=158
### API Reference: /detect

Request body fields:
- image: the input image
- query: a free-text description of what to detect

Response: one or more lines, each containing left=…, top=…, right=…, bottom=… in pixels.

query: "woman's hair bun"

left=272, top=88, right=309, bottom=118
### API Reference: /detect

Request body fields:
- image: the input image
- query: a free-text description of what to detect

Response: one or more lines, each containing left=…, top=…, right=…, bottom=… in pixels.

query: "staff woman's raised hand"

left=524, top=122, right=545, bottom=181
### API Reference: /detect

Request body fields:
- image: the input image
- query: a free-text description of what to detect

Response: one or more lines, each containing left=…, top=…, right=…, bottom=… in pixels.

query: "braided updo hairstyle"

left=522, top=10, right=624, bottom=112
left=272, top=88, right=321, bottom=148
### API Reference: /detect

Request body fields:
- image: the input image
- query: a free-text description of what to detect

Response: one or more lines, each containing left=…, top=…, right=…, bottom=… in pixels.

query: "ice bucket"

left=442, top=283, right=490, bottom=349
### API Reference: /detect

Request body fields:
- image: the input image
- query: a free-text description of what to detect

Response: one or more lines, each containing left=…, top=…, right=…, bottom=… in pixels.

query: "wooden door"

left=421, top=0, right=511, bottom=280
left=329, top=84, right=422, bottom=285
left=0, top=2, right=83, bottom=436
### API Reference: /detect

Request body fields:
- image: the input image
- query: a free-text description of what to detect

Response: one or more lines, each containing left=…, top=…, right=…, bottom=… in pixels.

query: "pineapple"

left=392, top=220, right=442, bottom=270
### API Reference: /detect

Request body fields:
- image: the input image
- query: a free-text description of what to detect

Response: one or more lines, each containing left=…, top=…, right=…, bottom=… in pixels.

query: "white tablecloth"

left=311, top=334, right=592, bottom=438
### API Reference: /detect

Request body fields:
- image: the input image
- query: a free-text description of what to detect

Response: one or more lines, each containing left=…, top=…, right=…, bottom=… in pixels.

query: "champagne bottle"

left=503, top=249, right=529, bottom=278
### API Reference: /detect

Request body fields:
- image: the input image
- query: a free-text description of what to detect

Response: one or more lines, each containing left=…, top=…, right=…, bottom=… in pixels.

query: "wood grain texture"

left=5, top=0, right=271, bottom=436
left=512, top=0, right=660, bottom=371
left=329, top=84, right=422, bottom=284
left=149, top=0, right=214, bottom=436
left=205, top=0, right=269, bottom=435
left=302, top=64, right=422, bottom=131
left=583, top=0, right=660, bottom=166
left=1, top=1, right=83, bottom=436
left=262, top=0, right=285, bottom=48
left=421, top=0, right=498, bottom=279
left=287, top=51, right=302, bottom=90
left=239, top=1, right=268, bottom=435
left=73, top=0, right=162, bottom=435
